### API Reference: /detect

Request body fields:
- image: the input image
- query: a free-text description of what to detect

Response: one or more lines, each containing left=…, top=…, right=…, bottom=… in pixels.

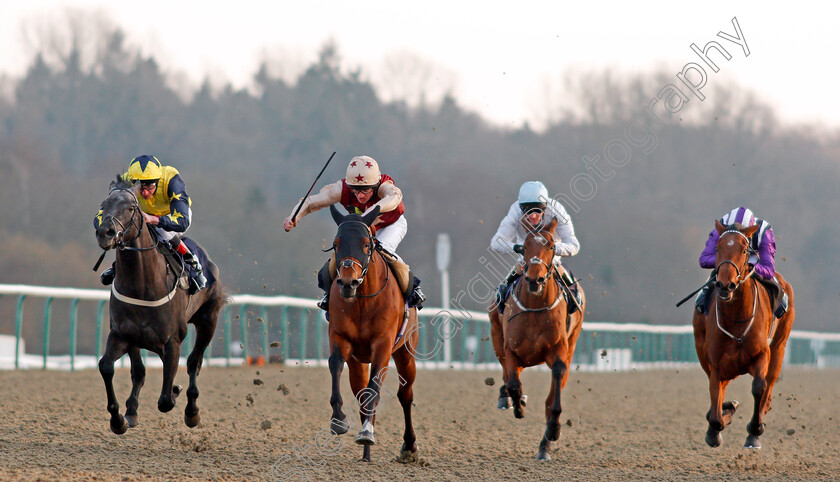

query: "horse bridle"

left=513, top=233, right=563, bottom=313
left=332, top=220, right=390, bottom=298
left=103, top=187, right=157, bottom=252
left=714, top=230, right=756, bottom=292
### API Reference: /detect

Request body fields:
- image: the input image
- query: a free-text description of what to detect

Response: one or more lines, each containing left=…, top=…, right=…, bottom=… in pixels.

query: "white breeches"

left=376, top=215, right=407, bottom=260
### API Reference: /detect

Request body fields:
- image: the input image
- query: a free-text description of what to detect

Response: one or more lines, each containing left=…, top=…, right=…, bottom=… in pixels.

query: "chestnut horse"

left=692, top=220, right=795, bottom=448
left=94, top=176, right=225, bottom=434
left=325, top=205, right=419, bottom=462
left=488, top=217, right=585, bottom=461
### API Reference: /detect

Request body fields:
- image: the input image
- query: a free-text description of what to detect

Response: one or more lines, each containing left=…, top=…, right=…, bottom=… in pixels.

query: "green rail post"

left=42, top=297, right=53, bottom=369
left=281, top=308, right=290, bottom=363
left=95, top=300, right=106, bottom=360
left=14, top=295, right=25, bottom=369
left=278, top=307, right=288, bottom=363
left=315, top=309, right=323, bottom=363
left=299, top=309, right=308, bottom=363
left=223, top=306, right=231, bottom=367
left=260, top=306, right=269, bottom=363
left=69, top=299, right=79, bottom=371
left=239, top=305, right=249, bottom=364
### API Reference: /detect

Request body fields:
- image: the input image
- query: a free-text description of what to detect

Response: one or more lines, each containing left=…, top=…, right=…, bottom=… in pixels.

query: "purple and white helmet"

left=721, top=207, right=756, bottom=227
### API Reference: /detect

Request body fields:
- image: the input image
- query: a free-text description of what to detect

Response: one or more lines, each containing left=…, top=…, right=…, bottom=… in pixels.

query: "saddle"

left=150, top=231, right=212, bottom=291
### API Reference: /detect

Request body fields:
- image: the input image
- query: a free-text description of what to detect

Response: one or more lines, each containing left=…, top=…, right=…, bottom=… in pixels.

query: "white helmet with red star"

left=345, top=156, right=381, bottom=189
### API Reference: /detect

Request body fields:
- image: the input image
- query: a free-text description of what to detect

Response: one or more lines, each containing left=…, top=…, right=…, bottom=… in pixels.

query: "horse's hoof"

left=125, top=414, right=140, bottom=428
left=513, top=405, right=525, bottom=419
left=723, top=400, right=739, bottom=414
left=397, top=450, right=418, bottom=464
left=330, top=416, right=349, bottom=435
left=185, top=413, right=200, bottom=428
left=158, top=399, right=176, bottom=413
left=521, top=395, right=528, bottom=407
left=705, top=428, right=722, bottom=447
left=544, top=421, right=561, bottom=442
left=497, top=396, right=512, bottom=410
left=355, top=430, right=376, bottom=446
left=360, top=456, right=371, bottom=463
left=536, top=450, right=551, bottom=461
left=744, top=435, right=761, bottom=449
left=110, top=416, right=128, bottom=435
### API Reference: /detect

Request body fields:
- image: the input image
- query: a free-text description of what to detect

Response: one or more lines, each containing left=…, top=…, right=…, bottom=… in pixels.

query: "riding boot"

left=316, top=260, right=333, bottom=318
left=559, top=270, right=582, bottom=314
left=100, top=262, right=116, bottom=285
left=769, top=276, right=789, bottom=318
left=496, top=269, right=520, bottom=315
left=172, top=240, right=206, bottom=294
left=408, top=286, right=426, bottom=309
left=695, top=272, right=715, bottom=314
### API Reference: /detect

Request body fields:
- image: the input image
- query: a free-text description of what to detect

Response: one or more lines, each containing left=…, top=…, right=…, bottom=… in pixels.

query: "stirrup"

left=100, top=266, right=115, bottom=286
left=317, top=293, right=329, bottom=311
left=409, top=287, right=426, bottom=307
left=774, top=292, right=789, bottom=318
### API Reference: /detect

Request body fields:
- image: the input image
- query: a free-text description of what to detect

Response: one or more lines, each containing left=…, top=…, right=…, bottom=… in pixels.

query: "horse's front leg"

left=745, top=350, right=770, bottom=449
left=537, top=357, right=567, bottom=461
left=489, top=308, right=511, bottom=410
left=99, top=333, right=130, bottom=434
left=705, top=372, right=736, bottom=447
left=504, top=348, right=526, bottom=419
left=158, top=338, right=182, bottom=413
left=124, top=346, right=145, bottom=428
left=354, top=339, right=393, bottom=461
left=328, top=340, right=353, bottom=436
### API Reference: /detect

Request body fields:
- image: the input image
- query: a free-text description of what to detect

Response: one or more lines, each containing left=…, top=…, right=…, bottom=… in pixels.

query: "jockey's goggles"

left=138, top=179, right=158, bottom=189
left=519, top=203, right=546, bottom=215
left=350, top=185, right=375, bottom=193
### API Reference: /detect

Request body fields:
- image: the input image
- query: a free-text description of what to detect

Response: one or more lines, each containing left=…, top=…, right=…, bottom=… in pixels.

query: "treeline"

left=1, top=15, right=839, bottom=356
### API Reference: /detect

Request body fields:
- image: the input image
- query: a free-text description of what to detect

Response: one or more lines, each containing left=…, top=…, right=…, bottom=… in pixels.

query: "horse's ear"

left=109, top=179, right=117, bottom=190
left=329, top=204, right=345, bottom=226
left=361, top=205, right=381, bottom=227
left=544, top=217, right=558, bottom=234
left=742, top=224, right=759, bottom=238
left=715, top=219, right=726, bottom=234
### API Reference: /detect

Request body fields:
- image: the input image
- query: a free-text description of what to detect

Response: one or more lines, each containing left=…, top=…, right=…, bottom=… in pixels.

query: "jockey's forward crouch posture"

left=490, top=181, right=581, bottom=314
left=283, top=155, right=425, bottom=313
left=695, top=206, right=789, bottom=318
left=94, top=155, right=206, bottom=294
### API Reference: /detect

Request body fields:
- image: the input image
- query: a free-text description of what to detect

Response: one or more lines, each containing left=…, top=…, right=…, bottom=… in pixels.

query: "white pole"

left=436, top=234, right=452, bottom=366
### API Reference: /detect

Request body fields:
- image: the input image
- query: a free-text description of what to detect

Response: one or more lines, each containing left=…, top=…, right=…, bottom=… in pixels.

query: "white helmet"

left=518, top=181, right=549, bottom=206
left=346, top=156, right=381, bottom=188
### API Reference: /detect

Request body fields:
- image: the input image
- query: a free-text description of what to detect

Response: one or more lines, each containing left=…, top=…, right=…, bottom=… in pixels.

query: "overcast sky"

left=1, top=0, right=838, bottom=130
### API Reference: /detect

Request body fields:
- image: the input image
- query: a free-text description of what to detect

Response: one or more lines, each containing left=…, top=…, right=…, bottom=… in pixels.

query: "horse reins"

left=713, top=229, right=760, bottom=344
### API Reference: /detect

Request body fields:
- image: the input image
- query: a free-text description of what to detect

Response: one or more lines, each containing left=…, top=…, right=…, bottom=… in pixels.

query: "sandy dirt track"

left=0, top=363, right=838, bottom=481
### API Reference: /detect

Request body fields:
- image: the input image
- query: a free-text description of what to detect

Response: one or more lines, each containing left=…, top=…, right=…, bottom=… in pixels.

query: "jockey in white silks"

left=489, top=181, right=582, bottom=314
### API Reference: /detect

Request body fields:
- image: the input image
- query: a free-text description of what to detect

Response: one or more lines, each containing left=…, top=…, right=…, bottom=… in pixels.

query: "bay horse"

left=325, top=204, right=419, bottom=462
left=488, top=217, right=585, bottom=461
left=692, top=220, right=795, bottom=448
left=94, top=176, right=225, bottom=434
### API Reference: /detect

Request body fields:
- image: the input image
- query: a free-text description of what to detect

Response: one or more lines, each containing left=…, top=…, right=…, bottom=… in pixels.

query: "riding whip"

left=675, top=270, right=717, bottom=308
left=290, top=151, right=336, bottom=224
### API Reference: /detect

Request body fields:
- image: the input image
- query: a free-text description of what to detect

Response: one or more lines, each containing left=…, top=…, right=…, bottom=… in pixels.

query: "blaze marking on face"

left=727, top=239, right=735, bottom=246
left=534, top=235, right=546, bottom=244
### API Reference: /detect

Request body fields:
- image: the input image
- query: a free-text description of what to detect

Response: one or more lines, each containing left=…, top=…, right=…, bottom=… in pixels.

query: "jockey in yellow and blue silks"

left=94, top=155, right=207, bottom=292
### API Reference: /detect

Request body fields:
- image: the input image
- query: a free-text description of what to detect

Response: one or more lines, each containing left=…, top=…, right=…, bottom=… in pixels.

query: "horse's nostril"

left=537, top=277, right=545, bottom=284
left=336, top=279, right=345, bottom=288
left=727, top=282, right=737, bottom=291
left=351, top=280, right=361, bottom=288
left=105, top=228, right=115, bottom=237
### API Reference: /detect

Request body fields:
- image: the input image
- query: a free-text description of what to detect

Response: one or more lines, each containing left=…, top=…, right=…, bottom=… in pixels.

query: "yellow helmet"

left=345, top=156, right=381, bottom=188
left=127, top=155, right=163, bottom=181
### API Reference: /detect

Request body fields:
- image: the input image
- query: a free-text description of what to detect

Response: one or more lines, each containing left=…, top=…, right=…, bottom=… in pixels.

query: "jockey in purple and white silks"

left=695, top=207, right=788, bottom=317
left=490, top=181, right=582, bottom=314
